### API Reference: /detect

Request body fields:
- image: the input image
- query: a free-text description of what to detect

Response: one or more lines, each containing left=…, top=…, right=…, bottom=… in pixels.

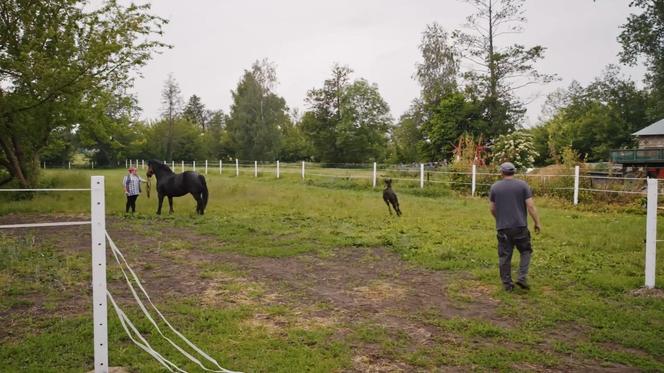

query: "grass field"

left=1, top=168, right=663, bottom=372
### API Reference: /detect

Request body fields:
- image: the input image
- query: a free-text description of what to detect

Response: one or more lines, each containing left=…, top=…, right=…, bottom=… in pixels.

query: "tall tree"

left=303, top=65, right=392, bottom=162
left=0, top=0, right=167, bottom=186
left=225, top=59, right=289, bottom=160
left=453, top=0, right=556, bottom=136
left=535, top=66, right=649, bottom=163
left=415, top=23, right=460, bottom=107
left=618, top=0, right=664, bottom=119
left=183, top=94, right=209, bottom=131
left=161, top=74, right=183, bottom=161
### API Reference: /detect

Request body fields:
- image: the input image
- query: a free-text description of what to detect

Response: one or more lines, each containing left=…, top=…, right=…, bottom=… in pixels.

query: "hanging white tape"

left=106, top=233, right=241, bottom=373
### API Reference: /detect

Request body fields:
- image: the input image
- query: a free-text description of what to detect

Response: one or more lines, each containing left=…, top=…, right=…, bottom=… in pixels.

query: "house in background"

left=611, top=118, right=664, bottom=178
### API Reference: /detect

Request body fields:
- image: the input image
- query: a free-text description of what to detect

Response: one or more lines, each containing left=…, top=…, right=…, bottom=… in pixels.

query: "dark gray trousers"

left=497, top=227, right=532, bottom=286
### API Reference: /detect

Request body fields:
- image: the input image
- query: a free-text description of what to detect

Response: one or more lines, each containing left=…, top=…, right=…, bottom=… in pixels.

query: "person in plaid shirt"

left=123, top=167, right=146, bottom=213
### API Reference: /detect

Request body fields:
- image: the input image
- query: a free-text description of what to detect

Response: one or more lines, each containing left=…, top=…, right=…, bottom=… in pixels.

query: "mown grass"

left=1, top=168, right=664, bottom=371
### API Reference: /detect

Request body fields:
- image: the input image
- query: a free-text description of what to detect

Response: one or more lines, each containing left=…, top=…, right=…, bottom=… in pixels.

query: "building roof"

left=634, top=118, right=664, bottom=136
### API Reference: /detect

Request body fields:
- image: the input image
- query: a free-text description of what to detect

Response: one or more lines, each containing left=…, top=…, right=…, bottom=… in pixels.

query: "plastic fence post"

left=573, top=165, right=580, bottom=205
left=373, top=162, right=377, bottom=188
left=90, top=176, right=108, bottom=373
left=181, top=161, right=184, bottom=172
left=277, top=160, right=280, bottom=179
left=302, top=161, right=305, bottom=179
left=236, top=159, right=239, bottom=176
left=125, top=159, right=128, bottom=169
left=420, top=163, right=424, bottom=189
left=69, top=161, right=71, bottom=170
left=254, top=161, right=258, bottom=177
left=193, top=161, right=196, bottom=172
left=205, top=160, right=208, bottom=175
left=472, top=164, right=477, bottom=196
left=219, top=160, right=222, bottom=174
left=645, top=178, right=658, bottom=289
left=142, top=160, right=145, bottom=170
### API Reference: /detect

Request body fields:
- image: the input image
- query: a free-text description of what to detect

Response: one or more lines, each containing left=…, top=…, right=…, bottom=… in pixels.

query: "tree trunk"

left=0, top=134, right=31, bottom=188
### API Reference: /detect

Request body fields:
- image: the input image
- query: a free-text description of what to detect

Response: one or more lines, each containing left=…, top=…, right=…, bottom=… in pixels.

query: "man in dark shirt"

left=489, top=162, right=542, bottom=291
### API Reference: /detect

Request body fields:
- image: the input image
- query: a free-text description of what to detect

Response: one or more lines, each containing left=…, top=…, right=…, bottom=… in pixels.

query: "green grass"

left=1, top=168, right=664, bottom=371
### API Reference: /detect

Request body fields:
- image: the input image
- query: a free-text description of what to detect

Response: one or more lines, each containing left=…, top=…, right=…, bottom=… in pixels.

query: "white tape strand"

left=107, top=291, right=185, bottom=373
left=0, top=221, right=91, bottom=229
left=106, top=233, right=241, bottom=373
left=0, top=188, right=90, bottom=192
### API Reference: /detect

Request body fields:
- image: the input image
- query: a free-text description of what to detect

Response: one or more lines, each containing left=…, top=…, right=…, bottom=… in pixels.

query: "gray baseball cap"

left=500, top=162, right=516, bottom=173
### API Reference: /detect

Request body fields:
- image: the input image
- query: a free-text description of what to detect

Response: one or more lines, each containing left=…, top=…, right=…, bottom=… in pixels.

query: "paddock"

left=1, top=168, right=663, bottom=371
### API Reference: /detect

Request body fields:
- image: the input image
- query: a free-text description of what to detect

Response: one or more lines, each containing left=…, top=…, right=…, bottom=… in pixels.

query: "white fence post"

left=142, top=160, right=145, bottom=170
left=171, top=160, right=174, bottom=170
left=135, top=159, right=138, bottom=170
left=69, top=161, right=71, bottom=170
left=181, top=161, right=184, bottom=173
left=43, top=161, right=46, bottom=169
left=254, top=161, right=258, bottom=177
left=90, top=176, right=108, bottom=373
left=205, top=160, right=208, bottom=175
left=420, top=163, right=424, bottom=189
left=573, top=165, right=580, bottom=205
left=276, top=160, right=280, bottom=178
left=91, top=161, right=94, bottom=169
left=219, top=160, right=222, bottom=174
left=125, top=159, right=128, bottom=169
left=302, top=161, right=305, bottom=179
left=235, top=159, right=239, bottom=176
left=193, top=161, right=196, bottom=172
left=471, top=164, right=477, bottom=196
left=645, top=178, right=658, bottom=289
left=373, top=162, right=377, bottom=188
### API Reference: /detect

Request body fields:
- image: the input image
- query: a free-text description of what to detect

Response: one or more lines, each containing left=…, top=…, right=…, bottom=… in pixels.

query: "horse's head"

left=384, top=178, right=392, bottom=188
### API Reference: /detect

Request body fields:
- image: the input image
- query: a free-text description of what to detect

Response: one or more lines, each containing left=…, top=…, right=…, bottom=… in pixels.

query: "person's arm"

left=525, top=197, right=541, bottom=233
left=490, top=201, right=497, bottom=218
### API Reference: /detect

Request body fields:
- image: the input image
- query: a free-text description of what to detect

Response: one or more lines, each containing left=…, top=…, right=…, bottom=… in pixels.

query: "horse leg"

left=385, top=200, right=392, bottom=215
left=192, top=193, right=202, bottom=214
left=168, top=196, right=174, bottom=214
left=157, top=194, right=164, bottom=215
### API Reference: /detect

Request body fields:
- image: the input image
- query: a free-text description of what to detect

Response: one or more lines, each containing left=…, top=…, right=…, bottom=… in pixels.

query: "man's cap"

left=499, top=162, right=516, bottom=173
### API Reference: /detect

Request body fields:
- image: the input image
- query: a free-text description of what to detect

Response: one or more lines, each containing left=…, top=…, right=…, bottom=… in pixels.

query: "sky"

left=123, top=0, right=647, bottom=127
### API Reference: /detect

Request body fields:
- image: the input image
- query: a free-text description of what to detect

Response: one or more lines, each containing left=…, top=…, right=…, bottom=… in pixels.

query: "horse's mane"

left=148, top=160, right=174, bottom=174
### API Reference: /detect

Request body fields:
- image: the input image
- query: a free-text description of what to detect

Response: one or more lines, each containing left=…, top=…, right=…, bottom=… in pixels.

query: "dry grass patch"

left=351, top=280, right=406, bottom=303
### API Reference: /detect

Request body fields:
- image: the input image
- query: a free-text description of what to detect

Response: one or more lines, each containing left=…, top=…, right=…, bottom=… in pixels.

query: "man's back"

left=489, top=179, right=532, bottom=230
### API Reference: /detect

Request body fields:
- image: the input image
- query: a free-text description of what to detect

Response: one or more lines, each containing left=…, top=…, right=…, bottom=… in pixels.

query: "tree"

left=453, top=0, right=556, bottom=136
left=534, top=66, right=649, bottom=163
left=0, top=0, right=167, bottom=186
left=303, top=65, right=392, bottom=162
left=161, top=74, right=183, bottom=161
left=391, top=104, right=426, bottom=163
left=225, top=59, right=289, bottom=160
left=76, top=92, right=141, bottom=166
left=618, top=0, right=664, bottom=120
left=491, top=131, right=538, bottom=170
left=183, top=95, right=209, bottom=131
left=415, top=23, right=460, bottom=106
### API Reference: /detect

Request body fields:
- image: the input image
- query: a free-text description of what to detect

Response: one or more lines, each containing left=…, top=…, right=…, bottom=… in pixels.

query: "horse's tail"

left=199, top=174, right=208, bottom=212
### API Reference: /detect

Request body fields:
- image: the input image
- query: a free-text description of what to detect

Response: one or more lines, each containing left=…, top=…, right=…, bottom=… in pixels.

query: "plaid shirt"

left=123, top=174, right=144, bottom=196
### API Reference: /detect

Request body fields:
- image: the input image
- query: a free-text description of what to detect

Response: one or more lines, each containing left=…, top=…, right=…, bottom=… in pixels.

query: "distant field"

left=1, top=169, right=663, bottom=371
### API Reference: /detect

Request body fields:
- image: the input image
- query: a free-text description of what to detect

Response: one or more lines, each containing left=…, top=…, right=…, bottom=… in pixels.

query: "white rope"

left=578, top=188, right=646, bottom=195
left=0, top=188, right=90, bottom=192
left=0, top=221, right=91, bottom=229
left=106, top=233, right=241, bottom=373
left=107, top=291, right=186, bottom=372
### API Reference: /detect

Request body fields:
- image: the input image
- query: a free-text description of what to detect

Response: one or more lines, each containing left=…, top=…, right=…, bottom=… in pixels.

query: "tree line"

left=1, top=0, right=662, bottom=187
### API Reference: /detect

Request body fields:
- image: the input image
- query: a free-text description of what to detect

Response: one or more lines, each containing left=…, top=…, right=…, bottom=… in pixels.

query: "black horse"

left=146, top=160, right=208, bottom=215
